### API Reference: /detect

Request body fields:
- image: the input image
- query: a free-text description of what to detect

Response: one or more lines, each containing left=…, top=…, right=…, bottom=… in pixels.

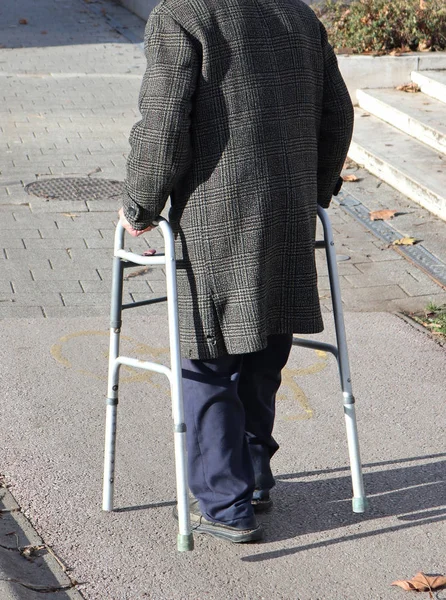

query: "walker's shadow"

left=114, top=500, right=176, bottom=513
left=244, top=453, right=446, bottom=562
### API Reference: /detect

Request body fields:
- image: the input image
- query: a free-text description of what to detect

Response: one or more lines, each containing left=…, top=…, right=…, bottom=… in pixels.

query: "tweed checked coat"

left=123, top=0, right=354, bottom=359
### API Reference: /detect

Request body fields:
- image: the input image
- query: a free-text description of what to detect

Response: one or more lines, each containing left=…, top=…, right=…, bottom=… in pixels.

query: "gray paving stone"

left=0, top=281, right=13, bottom=293
left=398, top=276, right=444, bottom=297
left=30, top=268, right=101, bottom=281
left=352, top=260, right=426, bottom=277
left=41, top=305, right=108, bottom=318
left=344, top=268, right=425, bottom=288
left=146, top=280, right=167, bottom=294
left=0, top=238, right=26, bottom=249
left=61, top=292, right=131, bottom=306
left=0, top=305, right=44, bottom=318
left=83, top=236, right=114, bottom=249
left=12, top=280, right=83, bottom=293
left=38, top=226, right=101, bottom=238
left=29, top=201, right=90, bottom=213
left=340, top=284, right=408, bottom=306
left=0, top=293, right=64, bottom=306
left=23, top=238, right=88, bottom=249
left=5, top=247, right=71, bottom=261
left=86, top=199, right=122, bottom=212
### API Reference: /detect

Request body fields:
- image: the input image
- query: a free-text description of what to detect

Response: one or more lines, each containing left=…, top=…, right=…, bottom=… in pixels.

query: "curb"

left=394, top=311, right=446, bottom=348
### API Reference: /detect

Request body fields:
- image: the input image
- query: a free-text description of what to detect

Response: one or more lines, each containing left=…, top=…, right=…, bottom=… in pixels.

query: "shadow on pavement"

left=0, top=487, right=78, bottom=598
left=243, top=452, right=446, bottom=562
left=114, top=500, right=176, bottom=513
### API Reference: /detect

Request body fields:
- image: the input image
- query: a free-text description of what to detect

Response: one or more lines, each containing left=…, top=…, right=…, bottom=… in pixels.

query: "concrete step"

left=348, top=108, right=446, bottom=221
left=356, top=88, right=446, bottom=155
left=411, top=70, right=446, bottom=104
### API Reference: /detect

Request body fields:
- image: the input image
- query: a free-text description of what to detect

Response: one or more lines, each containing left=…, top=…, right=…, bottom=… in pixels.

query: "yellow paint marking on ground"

left=51, top=333, right=332, bottom=419
left=278, top=350, right=329, bottom=420
left=50, top=330, right=169, bottom=385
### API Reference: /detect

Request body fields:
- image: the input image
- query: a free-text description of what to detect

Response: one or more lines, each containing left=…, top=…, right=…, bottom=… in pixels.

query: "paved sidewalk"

left=0, top=0, right=445, bottom=598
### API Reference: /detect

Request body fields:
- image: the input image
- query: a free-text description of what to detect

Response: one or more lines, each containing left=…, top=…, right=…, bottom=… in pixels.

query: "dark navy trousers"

left=181, top=333, right=293, bottom=529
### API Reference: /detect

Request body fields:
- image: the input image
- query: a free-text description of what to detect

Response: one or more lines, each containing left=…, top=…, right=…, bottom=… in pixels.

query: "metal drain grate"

left=25, top=178, right=124, bottom=201
left=336, top=191, right=446, bottom=289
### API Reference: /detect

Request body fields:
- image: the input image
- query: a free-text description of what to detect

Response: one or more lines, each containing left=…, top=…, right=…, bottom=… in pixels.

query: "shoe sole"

left=193, top=521, right=264, bottom=543
left=252, top=499, right=273, bottom=513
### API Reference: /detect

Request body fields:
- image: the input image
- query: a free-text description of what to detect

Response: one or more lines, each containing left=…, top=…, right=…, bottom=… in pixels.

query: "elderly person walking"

left=119, top=0, right=353, bottom=543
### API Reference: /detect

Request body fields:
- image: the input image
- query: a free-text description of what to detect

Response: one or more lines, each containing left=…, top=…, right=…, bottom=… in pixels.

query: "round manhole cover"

left=25, top=178, right=123, bottom=201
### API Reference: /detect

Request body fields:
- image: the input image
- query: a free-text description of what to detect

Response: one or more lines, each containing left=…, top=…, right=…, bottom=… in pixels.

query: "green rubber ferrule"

left=352, top=497, right=369, bottom=513
left=177, top=533, right=194, bottom=552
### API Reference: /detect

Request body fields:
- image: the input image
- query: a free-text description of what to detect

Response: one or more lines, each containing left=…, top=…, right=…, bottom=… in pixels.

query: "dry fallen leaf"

left=391, top=572, right=446, bottom=593
left=20, top=545, right=45, bottom=559
left=343, top=157, right=357, bottom=170
left=370, top=209, right=398, bottom=221
left=336, top=47, right=354, bottom=55
left=389, top=46, right=411, bottom=56
left=393, top=237, right=418, bottom=246
left=343, top=174, right=360, bottom=182
left=396, top=82, right=420, bottom=93
left=41, top=30, right=48, bottom=35
left=124, top=266, right=150, bottom=280
left=61, top=213, right=80, bottom=218
left=19, top=18, right=28, bottom=25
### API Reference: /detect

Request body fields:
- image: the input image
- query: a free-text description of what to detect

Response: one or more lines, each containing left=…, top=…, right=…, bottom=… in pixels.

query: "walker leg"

left=103, top=256, right=124, bottom=512
left=103, top=399, right=118, bottom=511
left=318, top=206, right=368, bottom=513
left=160, top=220, right=193, bottom=551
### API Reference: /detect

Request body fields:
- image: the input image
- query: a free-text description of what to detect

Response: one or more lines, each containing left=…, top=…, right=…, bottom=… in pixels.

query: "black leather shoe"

left=173, top=499, right=263, bottom=543
left=252, top=490, right=273, bottom=513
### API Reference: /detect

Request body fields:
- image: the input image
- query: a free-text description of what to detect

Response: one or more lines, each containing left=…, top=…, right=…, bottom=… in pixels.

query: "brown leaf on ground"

left=370, top=209, right=398, bottom=221
left=41, top=30, right=48, bottom=34
left=389, top=46, right=411, bottom=56
left=393, top=237, right=418, bottom=246
left=336, top=47, right=354, bottom=55
left=396, top=82, right=420, bottom=93
left=391, top=572, right=446, bottom=592
left=418, top=40, right=431, bottom=51
left=20, top=545, right=45, bottom=559
left=124, top=266, right=150, bottom=280
left=343, top=157, right=357, bottom=170
left=343, top=174, right=360, bottom=182
left=19, top=18, right=28, bottom=25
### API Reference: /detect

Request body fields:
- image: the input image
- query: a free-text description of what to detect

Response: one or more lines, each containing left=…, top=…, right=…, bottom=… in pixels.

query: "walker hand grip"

left=114, top=220, right=165, bottom=266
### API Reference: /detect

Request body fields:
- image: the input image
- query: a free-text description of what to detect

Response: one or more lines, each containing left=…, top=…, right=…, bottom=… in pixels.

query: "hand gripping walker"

left=102, top=217, right=193, bottom=552
left=293, top=205, right=367, bottom=514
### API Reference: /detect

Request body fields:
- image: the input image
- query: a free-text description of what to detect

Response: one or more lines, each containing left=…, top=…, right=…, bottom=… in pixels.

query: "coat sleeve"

left=123, top=14, right=200, bottom=229
left=317, top=23, right=354, bottom=209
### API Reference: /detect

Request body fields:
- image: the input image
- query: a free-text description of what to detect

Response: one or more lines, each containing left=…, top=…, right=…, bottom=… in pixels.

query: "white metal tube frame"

left=292, top=205, right=368, bottom=513
left=102, top=217, right=194, bottom=552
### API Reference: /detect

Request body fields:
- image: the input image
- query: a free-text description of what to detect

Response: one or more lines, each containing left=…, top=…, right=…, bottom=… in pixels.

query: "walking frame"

left=102, top=205, right=367, bottom=553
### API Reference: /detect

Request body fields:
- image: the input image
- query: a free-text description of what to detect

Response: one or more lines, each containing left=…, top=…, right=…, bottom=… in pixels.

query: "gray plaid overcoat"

left=123, top=0, right=353, bottom=359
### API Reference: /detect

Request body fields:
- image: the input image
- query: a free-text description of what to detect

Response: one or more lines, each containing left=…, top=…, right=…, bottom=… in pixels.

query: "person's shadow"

left=242, top=452, right=446, bottom=562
